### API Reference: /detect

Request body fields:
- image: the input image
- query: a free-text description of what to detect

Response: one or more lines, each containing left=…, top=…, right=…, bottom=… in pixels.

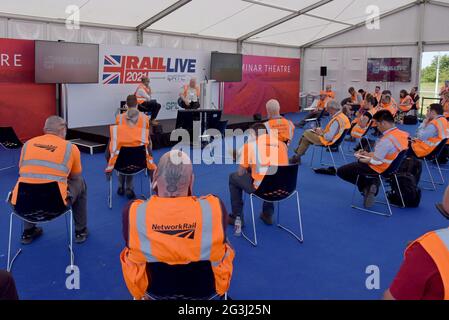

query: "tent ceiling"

left=0, top=0, right=428, bottom=46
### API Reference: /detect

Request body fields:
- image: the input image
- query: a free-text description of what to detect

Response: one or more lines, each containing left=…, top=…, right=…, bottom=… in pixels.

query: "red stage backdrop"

left=0, top=38, right=56, bottom=141
left=224, top=55, right=300, bottom=116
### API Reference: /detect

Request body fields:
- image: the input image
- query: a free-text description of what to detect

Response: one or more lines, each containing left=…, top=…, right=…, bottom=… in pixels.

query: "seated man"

left=178, top=78, right=201, bottom=110
left=337, top=110, right=409, bottom=208
left=348, top=87, right=363, bottom=107
left=105, top=109, right=156, bottom=199
left=383, top=185, right=449, bottom=300
left=350, top=94, right=377, bottom=140
left=116, top=94, right=149, bottom=130
left=380, top=91, right=398, bottom=117
left=325, top=84, right=336, bottom=99
left=296, top=91, right=329, bottom=128
left=410, top=103, right=449, bottom=159
left=135, top=77, right=161, bottom=125
left=264, top=99, right=295, bottom=145
left=120, top=151, right=235, bottom=300
left=228, top=123, right=289, bottom=226
left=372, top=86, right=382, bottom=106
left=290, top=100, right=351, bottom=165
left=0, top=270, right=18, bottom=300
left=10, top=116, right=88, bottom=244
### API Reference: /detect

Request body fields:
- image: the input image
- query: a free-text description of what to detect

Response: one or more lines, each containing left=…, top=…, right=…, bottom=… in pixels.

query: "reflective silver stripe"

left=265, top=122, right=271, bottom=135
left=20, top=172, right=66, bottom=182
left=62, top=142, right=73, bottom=167
left=199, top=199, right=213, bottom=261
left=385, top=133, right=402, bottom=151
left=211, top=246, right=230, bottom=267
left=19, top=142, right=28, bottom=167
left=141, top=127, right=147, bottom=145
left=289, top=121, right=295, bottom=139
left=435, top=229, right=449, bottom=251
left=136, top=201, right=158, bottom=262
left=111, top=126, right=118, bottom=153
left=21, top=160, right=70, bottom=173
left=119, top=114, right=123, bottom=125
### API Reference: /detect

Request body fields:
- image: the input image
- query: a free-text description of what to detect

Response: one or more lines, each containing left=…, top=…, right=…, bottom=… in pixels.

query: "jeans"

left=229, top=172, right=274, bottom=218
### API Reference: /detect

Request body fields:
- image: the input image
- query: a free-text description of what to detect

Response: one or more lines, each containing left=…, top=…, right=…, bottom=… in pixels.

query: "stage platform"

left=67, top=114, right=262, bottom=153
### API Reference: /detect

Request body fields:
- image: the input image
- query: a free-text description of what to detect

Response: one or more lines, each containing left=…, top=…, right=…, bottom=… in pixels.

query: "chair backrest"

left=216, top=120, right=228, bottom=137
left=114, top=145, right=147, bottom=174
left=426, top=138, right=449, bottom=160
left=382, top=150, right=408, bottom=176
left=146, top=261, right=216, bottom=300
left=13, top=182, right=68, bottom=223
left=254, top=164, right=299, bottom=201
left=331, top=129, right=350, bottom=148
left=0, top=127, right=23, bottom=149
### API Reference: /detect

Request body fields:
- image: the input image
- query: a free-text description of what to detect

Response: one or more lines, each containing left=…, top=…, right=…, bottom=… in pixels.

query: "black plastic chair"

left=145, top=261, right=226, bottom=300
left=310, top=129, right=350, bottom=170
left=351, top=150, right=408, bottom=217
left=108, top=145, right=150, bottom=209
left=6, top=182, right=74, bottom=271
left=0, top=127, right=23, bottom=171
left=242, top=164, right=303, bottom=247
left=417, top=138, right=448, bottom=191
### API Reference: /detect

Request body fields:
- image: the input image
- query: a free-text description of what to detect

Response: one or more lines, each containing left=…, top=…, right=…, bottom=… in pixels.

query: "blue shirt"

left=416, top=117, right=442, bottom=141
left=323, top=112, right=342, bottom=142
left=373, top=127, right=398, bottom=160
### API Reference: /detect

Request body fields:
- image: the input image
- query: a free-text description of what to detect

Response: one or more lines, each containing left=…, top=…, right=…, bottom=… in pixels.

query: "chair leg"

left=351, top=176, right=393, bottom=217
left=310, top=145, right=316, bottom=167
left=242, top=194, right=257, bottom=247
left=327, top=146, right=337, bottom=169
left=393, top=174, right=406, bottom=208
left=339, top=146, right=347, bottom=164
left=277, top=191, right=304, bottom=243
left=108, top=175, right=113, bottom=209
left=434, top=158, right=445, bottom=185
left=68, top=210, right=74, bottom=270
left=421, top=158, right=436, bottom=191
left=7, top=213, right=21, bottom=272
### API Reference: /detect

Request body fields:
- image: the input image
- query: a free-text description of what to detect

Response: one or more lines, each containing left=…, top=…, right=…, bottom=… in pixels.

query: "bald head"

left=266, top=99, right=280, bottom=118
left=44, top=116, right=67, bottom=138
left=154, top=150, right=194, bottom=197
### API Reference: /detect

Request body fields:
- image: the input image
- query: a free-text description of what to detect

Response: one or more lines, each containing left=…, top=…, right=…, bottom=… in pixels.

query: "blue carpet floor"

left=0, top=112, right=447, bottom=300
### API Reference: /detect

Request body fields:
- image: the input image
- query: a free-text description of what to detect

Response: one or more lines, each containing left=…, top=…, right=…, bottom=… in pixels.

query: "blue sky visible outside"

left=422, top=51, right=449, bottom=68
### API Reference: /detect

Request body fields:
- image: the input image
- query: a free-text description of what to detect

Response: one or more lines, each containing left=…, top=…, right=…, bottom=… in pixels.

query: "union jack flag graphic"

left=102, top=55, right=125, bottom=84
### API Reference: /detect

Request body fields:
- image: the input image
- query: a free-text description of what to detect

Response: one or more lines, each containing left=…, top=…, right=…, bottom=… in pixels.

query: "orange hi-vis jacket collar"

left=399, top=95, right=413, bottom=112
left=406, top=228, right=449, bottom=300
left=369, top=128, right=409, bottom=174
left=116, top=111, right=150, bottom=129
left=412, top=116, right=449, bottom=157
left=183, top=85, right=200, bottom=98
left=320, top=112, right=351, bottom=146
left=265, top=117, right=295, bottom=143
left=135, top=84, right=150, bottom=104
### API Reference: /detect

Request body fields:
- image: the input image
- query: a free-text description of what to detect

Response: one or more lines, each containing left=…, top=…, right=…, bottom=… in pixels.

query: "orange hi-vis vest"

left=265, top=117, right=295, bottom=143
left=381, top=101, right=397, bottom=116
left=444, top=101, right=449, bottom=118
left=369, top=128, right=409, bottom=174
left=406, top=228, right=449, bottom=300
left=115, top=111, right=150, bottom=129
left=11, top=134, right=75, bottom=205
left=316, top=98, right=328, bottom=111
left=351, top=110, right=373, bottom=139
left=105, top=125, right=156, bottom=173
left=412, top=116, right=449, bottom=158
left=183, top=85, right=200, bottom=99
left=373, top=92, right=382, bottom=103
left=326, top=90, right=335, bottom=99
left=135, top=84, right=150, bottom=105
left=399, top=95, right=413, bottom=112
left=319, top=112, right=351, bottom=146
left=240, top=133, right=289, bottom=189
left=120, top=195, right=235, bottom=299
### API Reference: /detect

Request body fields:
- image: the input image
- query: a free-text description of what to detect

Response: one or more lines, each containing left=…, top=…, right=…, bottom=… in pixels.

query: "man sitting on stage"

left=178, top=78, right=201, bottom=110
left=135, top=76, right=161, bottom=125
left=116, top=95, right=150, bottom=130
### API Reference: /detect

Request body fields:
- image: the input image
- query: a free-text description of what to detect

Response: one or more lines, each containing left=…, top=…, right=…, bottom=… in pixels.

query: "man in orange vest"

left=120, top=151, right=235, bottom=299
left=325, top=84, right=336, bottom=99
left=383, top=185, right=449, bottom=300
left=10, top=116, right=88, bottom=244
left=105, top=109, right=156, bottom=199
left=337, top=110, right=409, bottom=208
left=290, top=100, right=351, bottom=165
left=380, top=90, right=398, bottom=117
left=116, top=95, right=150, bottom=130
left=264, top=99, right=295, bottom=145
left=373, top=86, right=382, bottom=106
left=135, top=76, right=161, bottom=125
left=228, top=123, right=289, bottom=226
left=410, top=103, right=449, bottom=158
left=178, top=78, right=201, bottom=110
left=296, top=91, right=329, bottom=128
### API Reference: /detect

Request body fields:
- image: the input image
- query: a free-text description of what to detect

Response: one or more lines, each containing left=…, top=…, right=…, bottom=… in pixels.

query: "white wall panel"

left=80, top=27, right=109, bottom=44
left=48, top=24, right=80, bottom=42
left=0, top=17, right=7, bottom=38
left=142, top=33, right=162, bottom=48
left=161, top=34, right=183, bottom=49
left=424, top=44, right=449, bottom=52
left=423, top=4, right=449, bottom=43
left=303, top=48, right=323, bottom=94
left=8, top=19, right=46, bottom=40
left=110, top=30, right=136, bottom=46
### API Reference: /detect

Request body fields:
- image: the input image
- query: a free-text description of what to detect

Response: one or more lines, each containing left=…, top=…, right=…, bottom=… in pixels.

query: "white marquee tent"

left=1, top=0, right=449, bottom=99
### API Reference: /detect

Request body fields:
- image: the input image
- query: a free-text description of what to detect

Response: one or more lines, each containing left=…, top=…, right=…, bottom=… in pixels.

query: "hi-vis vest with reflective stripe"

left=125, top=195, right=234, bottom=296
left=265, top=117, right=295, bottom=143
left=444, top=101, right=449, bottom=118
left=369, top=128, right=409, bottom=174
left=243, top=133, right=289, bottom=189
left=351, top=109, right=373, bottom=139
left=12, top=134, right=74, bottom=205
left=316, top=98, right=328, bottom=111
left=382, top=102, right=398, bottom=116
left=135, top=84, right=150, bottom=104
left=105, top=125, right=155, bottom=173
left=406, top=228, right=449, bottom=300
left=183, top=85, right=200, bottom=99
left=320, top=112, right=351, bottom=146
left=412, top=116, right=449, bottom=158
left=399, top=96, right=413, bottom=112
left=115, top=111, right=150, bottom=129
left=326, top=90, right=335, bottom=99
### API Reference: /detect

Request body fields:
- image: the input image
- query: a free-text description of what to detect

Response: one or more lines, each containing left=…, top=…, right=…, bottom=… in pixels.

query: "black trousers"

left=138, top=100, right=161, bottom=120
left=0, top=270, right=19, bottom=300
left=337, top=161, right=380, bottom=193
left=178, top=98, right=200, bottom=110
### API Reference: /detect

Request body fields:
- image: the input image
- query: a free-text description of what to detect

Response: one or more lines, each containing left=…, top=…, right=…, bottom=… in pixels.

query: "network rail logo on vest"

left=152, top=222, right=197, bottom=239
left=102, top=55, right=197, bottom=84
left=34, top=143, right=58, bottom=152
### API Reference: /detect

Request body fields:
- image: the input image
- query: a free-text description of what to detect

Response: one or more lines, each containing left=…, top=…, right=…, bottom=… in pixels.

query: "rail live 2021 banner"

left=66, top=45, right=209, bottom=128
left=224, top=55, right=300, bottom=116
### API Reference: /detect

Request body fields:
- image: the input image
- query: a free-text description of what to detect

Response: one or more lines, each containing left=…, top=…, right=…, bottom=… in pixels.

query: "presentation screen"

left=210, top=52, right=242, bottom=82
left=367, top=58, right=412, bottom=82
left=35, top=41, right=99, bottom=83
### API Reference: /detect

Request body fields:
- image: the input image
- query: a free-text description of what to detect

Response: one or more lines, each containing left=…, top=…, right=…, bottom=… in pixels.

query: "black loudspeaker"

left=320, top=66, right=327, bottom=77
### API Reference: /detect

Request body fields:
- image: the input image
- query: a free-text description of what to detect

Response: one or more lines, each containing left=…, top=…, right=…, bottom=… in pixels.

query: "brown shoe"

left=260, top=212, right=273, bottom=225
left=151, top=120, right=159, bottom=125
